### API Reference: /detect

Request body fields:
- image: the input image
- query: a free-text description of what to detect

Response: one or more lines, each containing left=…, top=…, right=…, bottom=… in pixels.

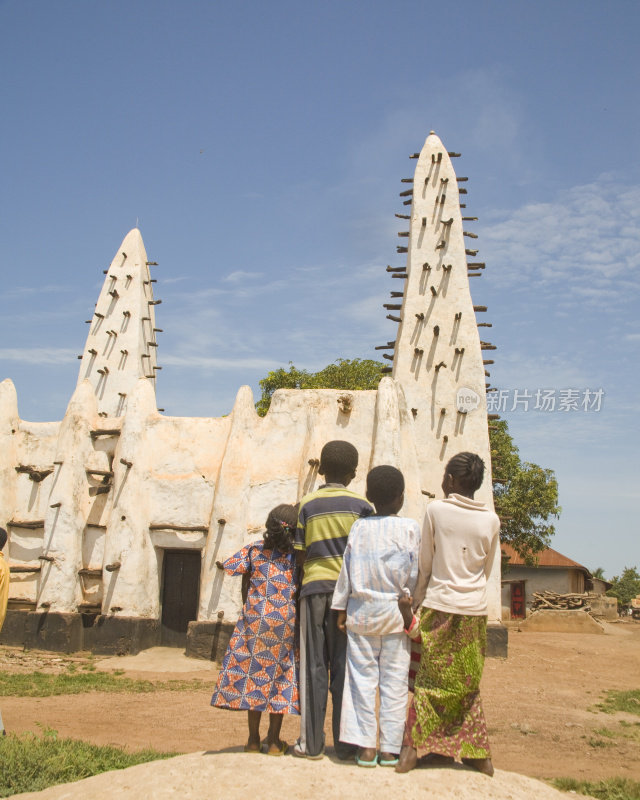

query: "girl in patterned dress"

left=396, top=453, right=500, bottom=777
left=211, top=504, right=299, bottom=755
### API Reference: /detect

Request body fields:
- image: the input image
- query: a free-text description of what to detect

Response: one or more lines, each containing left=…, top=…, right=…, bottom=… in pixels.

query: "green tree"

left=255, top=358, right=383, bottom=416
left=606, top=566, right=640, bottom=608
left=490, top=419, right=561, bottom=562
left=591, top=566, right=606, bottom=580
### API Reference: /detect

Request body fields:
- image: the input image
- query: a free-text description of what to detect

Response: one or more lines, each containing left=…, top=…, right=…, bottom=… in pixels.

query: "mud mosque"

left=0, top=132, right=506, bottom=658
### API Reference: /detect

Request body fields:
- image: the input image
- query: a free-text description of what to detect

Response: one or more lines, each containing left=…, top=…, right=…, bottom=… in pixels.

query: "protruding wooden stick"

left=386, top=265, right=406, bottom=272
left=88, top=348, right=97, bottom=355
left=430, top=286, right=437, bottom=296
left=468, top=262, right=485, bottom=268
left=455, top=347, right=465, bottom=355
left=436, top=241, right=446, bottom=250
left=106, top=562, right=121, bottom=571
left=146, top=261, right=158, bottom=266
left=397, top=246, right=408, bottom=253
left=464, top=231, right=478, bottom=238
left=435, top=361, right=447, bottom=370
left=448, top=152, right=461, bottom=157
left=478, top=322, right=492, bottom=327
left=392, top=273, right=408, bottom=279
left=120, top=458, right=132, bottom=468
left=123, top=310, right=131, bottom=317
left=383, top=354, right=394, bottom=361
left=395, top=213, right=410, bottom=219
left=422, top=262, right=430, bottom=270
left=421, top=490, right=435, bottom=498
left=415, top=312, right=425, bottom=320
left=400, top=178, right=414, bottom=183
left=399, top=189, right=413, bottom=197
left=440, top=177, right=449, bottom=184
left=433, top=326, right=440, bottom=336
left=403, top=199, right=412, bottom=205
left=397, top=232, right=409, bottom=237
left=457, top=177, right=468, bottom=182
left=462, top=216, right=478, bottom=221
left=442, top=264, right=452, bottom=272
left=95, top=312, right=104, bottom=318
left=409, top=153, right=420, bottom=159
left=381, top=367, right=392, bottom=373
left=375, top=344, right=395, bottom=350
left=50, top=502, right=61, bottom=508
left=483, top=359, right=494, bottom=365
left=459, top=188, right=468, bottom=194
left=454, top=312, right=462, bottom=320
left=383, top=304, right=402, bottom=310
left=481, top=342, right=497, bottom=350
left=431, top=152, right=442, bottom=163
left=422, top=217, right=427, bottom=226
left=466, top=249, right=478, bottom=256
left=390, top=291, right=403, bottom=297
left=386, top=314, right=402, bottom=322
left=39, top=554, right=55, bottom=562
left=149, top=300, right=162, bottom=305
left=414, top=347, right=424, bottom=355
left=440, top=408, right=446, bottom=415
left=474, top=305, right=487, bottom=312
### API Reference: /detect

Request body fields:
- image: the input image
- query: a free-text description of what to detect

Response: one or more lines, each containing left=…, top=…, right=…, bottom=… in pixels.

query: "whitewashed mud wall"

left=0, top=131, right=504, bottom=657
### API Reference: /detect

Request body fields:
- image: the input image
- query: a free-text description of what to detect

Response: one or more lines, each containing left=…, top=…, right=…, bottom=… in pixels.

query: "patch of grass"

left=552, top=777, right=640, bottom=800
left=594, top=727, right=618, bottom=739
left=588, top=736, right=613, bottom=748
left=0, top=728, right=178, bottom=797
left=0, top=670, right=207, bottom=697
left=593, top=690, right=640, bottom=716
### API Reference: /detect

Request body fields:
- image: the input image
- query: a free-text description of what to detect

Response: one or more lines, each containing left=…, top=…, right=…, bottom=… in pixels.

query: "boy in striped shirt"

left=332, top=465, right=420, bottom=767
left=293, top=441, right=373, bottom=760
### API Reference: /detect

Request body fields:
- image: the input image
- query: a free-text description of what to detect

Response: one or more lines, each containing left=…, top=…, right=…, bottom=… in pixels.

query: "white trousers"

left=339, top=631, right=410, bottom=752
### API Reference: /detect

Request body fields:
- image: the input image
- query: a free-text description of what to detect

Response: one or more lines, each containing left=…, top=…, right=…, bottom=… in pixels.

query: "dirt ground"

left=2, top=620, right=639, bottom=785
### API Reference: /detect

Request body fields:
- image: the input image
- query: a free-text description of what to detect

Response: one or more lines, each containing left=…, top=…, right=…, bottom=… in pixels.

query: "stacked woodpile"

left=531, top=591, right=590, bottom=611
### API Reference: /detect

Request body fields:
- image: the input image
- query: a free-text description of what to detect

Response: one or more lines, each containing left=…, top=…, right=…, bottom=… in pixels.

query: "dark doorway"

left=161, top=550, right=201, bottom=647
left=510, top=581, right=526, bottom=619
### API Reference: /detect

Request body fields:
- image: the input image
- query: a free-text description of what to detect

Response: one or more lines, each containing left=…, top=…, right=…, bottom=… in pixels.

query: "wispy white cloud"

left=223, top=270, right=263, bottom=283
left=162, top=353, right=278, bottom=370
left=0, top=348, right=77, bottom=364
left=482, top=179, right=640, bottom=311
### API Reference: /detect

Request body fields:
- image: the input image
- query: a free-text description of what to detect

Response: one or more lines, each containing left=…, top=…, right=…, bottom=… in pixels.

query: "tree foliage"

left=256, top=358, right=383, bottom=416
left=489, top=419, right=561, bottom=561
left=606, top=566, right=640, bottom=608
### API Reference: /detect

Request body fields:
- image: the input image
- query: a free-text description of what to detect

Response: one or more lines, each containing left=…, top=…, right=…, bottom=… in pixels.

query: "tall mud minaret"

left=76, top=228, right=161, bottom=417
left=379, top=132, right=495, bottom=502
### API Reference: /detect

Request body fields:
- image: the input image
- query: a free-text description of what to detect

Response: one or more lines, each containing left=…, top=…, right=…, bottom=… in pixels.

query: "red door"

left=510, top=582, right=525, bottom=619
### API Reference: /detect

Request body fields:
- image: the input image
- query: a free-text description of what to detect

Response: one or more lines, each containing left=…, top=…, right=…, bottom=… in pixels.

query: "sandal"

left=266, top=741, right=289, bottom=756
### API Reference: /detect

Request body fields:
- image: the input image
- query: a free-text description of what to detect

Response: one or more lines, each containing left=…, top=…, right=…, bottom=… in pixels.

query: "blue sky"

left=1, top=0, right=638, bottom=578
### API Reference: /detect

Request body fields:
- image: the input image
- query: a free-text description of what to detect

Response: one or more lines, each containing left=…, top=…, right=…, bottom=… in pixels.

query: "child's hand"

left=398, top=593, right=414, bottom=629
left=336, top=610, right=347, bottom=634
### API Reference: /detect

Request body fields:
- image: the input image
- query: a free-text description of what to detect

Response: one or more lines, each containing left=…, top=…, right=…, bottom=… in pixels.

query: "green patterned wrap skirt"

left=404, top=607, right=491, bottom=760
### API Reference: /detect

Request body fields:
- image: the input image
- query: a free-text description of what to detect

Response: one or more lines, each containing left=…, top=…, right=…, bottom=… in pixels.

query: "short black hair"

left=319, top=440, right=359, bottom=477
left=263, top=504, right=298, bottom=554
left=0, top=527, right=7, bottom=550
left=367, top=465, right=405, bottom=507
left=446, top=452, right=485, bottom=493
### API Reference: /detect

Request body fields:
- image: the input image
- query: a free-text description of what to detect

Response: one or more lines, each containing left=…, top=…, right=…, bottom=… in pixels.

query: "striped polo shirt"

left=294, top=484, right=373, bottom=598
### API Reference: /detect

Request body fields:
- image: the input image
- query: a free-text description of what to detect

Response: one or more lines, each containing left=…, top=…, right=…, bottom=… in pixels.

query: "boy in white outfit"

left=332, top=465, right=420, bottom=767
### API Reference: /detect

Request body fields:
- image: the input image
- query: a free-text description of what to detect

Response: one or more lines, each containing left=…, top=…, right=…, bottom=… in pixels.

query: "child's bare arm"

left=398, top=594, right=414, bottom=629
left=336, top=609, right=347, bottom=634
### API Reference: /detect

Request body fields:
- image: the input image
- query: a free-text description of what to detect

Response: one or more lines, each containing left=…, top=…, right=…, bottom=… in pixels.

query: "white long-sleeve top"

left=331, top=515, right=421, bottom=635
left=413, top=493, right=500, bottom=616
